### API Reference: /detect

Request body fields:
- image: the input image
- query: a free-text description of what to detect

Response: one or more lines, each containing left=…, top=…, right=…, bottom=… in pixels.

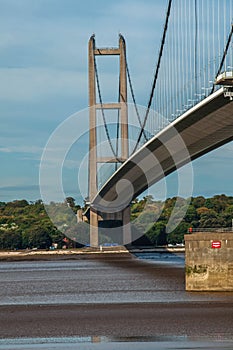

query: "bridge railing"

left=187, top=227, right=233, bottom=233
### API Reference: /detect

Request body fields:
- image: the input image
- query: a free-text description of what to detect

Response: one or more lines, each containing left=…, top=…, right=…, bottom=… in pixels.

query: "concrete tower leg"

left=90, top=209, right=99, bottom=248
left=88, top=35, right=98, bottom=247
left=123, top=206, right=131, bottom=245
left=88, top=34, right=130, bottom=247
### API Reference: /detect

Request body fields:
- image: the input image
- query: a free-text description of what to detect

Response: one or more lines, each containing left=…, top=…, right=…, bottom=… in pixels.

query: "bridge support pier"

left=89, top=208, right=131, bottom=247
left=185, top=232, right=233, bottom=291
left=90, top=209, right=99, bottom=248
left=123, top=206, right=131, bottom=245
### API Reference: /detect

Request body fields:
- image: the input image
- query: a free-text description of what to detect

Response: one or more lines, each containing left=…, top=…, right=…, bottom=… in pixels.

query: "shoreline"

left=0, top=248, right=132, bottom=261
left=0, top=247, right=184, bottom=261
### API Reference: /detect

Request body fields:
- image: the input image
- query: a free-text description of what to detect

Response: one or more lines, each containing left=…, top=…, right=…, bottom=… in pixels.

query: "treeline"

left=131, top=194, right=233, bottom=245
left=0, top=198, right=80, bottom=250
left=0, top=194, right=233, bottom=249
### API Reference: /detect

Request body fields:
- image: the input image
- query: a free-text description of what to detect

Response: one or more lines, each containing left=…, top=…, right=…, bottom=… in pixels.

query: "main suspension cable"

left=210, top=23, right=233, bottom=94
left=119, top=35, right=148, bottom=143
left=132, top=0, right=173, bottom=153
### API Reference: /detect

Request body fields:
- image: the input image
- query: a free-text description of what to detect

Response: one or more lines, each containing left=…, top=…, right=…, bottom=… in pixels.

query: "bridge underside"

left=92, top=88, right=233, bottom=212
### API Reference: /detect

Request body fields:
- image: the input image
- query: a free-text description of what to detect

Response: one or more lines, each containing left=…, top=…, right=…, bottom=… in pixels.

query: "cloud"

left=0, top=67, right=86, bottom=102
left=0, top=0, right=165, bottom=111
left=0, top=184, right=39, bottom=192
left=0, top=145, right=42, bottom=154
left=0, top=147, right=11, bottom=153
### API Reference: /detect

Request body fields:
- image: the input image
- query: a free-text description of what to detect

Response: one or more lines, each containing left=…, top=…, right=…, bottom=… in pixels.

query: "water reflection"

left=0, top=336, right=233, bottom=350
left=134, top=252, right=185, bottom=265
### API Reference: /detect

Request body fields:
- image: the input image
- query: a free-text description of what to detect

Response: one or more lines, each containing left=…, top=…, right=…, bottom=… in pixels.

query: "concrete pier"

left=185, top=232, right=233, bottom=291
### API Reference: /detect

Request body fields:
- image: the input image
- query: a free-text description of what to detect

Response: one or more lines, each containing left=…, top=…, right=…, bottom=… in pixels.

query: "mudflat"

left=0, top=253, right=233, bottom=341
left=0, top=302, right=233, bottom=339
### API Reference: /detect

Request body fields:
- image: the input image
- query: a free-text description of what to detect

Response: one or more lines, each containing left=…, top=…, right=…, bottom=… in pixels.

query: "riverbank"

left=0, top=246, right=184, bottom=261
left=0, top=246, right=131, bottom=261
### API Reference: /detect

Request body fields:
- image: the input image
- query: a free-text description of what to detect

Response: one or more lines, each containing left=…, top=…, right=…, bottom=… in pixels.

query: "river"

left=0, top=252, right=233, bottom=349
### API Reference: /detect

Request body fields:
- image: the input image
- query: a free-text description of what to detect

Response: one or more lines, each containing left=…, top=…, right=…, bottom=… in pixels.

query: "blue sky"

left=0, top=0, right=233, bottom=204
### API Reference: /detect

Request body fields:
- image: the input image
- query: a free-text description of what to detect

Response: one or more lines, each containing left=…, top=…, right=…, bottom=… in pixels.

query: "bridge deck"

left=92, top=88, right=233, bottom=212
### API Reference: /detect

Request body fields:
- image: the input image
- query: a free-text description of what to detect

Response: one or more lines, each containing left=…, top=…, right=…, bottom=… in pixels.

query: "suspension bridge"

left=82, top=0, right=233, bottom=247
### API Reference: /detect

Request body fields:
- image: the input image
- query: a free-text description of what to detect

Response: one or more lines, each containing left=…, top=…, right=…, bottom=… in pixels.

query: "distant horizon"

left=2, top=191, right=233, bottom=206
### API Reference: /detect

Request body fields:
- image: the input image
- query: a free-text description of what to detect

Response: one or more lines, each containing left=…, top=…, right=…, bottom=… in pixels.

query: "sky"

left=0, top=0, right=233, bottom=204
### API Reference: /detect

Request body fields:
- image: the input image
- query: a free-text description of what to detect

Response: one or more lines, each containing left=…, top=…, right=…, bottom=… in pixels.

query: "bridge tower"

left=88, top=34, right=131, bottom=247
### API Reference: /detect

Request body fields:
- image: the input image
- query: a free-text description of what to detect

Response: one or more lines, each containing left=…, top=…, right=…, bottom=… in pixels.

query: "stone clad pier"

left=185, top=232, right=233, bottom=291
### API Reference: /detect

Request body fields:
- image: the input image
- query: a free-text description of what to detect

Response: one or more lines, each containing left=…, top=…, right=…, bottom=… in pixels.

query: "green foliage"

left=141, top=194, right=233, bottom=246
left=0, top=198, right=81, bottom=250
left=167, top=222, right=189, bottom=244
left=146, top=222, right=167, bottom=245
left=0, top=229, right=22, bottom=250
left=1, top=194, right=233, bottom=249
left=25, top=227, right=52, bottom=249
left=191, top=196, right=205, bottom=208
left=65, top=197, right=81, bottom=213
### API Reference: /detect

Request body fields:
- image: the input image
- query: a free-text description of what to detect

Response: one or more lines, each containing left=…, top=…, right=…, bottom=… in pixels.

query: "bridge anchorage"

left=86, top=34, right=131, bottom=247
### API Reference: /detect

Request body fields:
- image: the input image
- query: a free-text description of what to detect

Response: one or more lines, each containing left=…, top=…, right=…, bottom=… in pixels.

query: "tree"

left=184, top=205, right=198, bottom=223
left=199, top=209, right=222, bottom=228
left=146, top=222, right=167, bottom=246
left=0, top=229, right=22, bottom=250
left=6, top=200, right=29, bottom=208
left=168, top=222, right=189, bottom=244
left=192, top=196, right=205, bottom=208
left=26, top=227, right=52, bottom=249
left=65, top=197, right=75, bottom=209
left=65, top=197, right=81, bottom=213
